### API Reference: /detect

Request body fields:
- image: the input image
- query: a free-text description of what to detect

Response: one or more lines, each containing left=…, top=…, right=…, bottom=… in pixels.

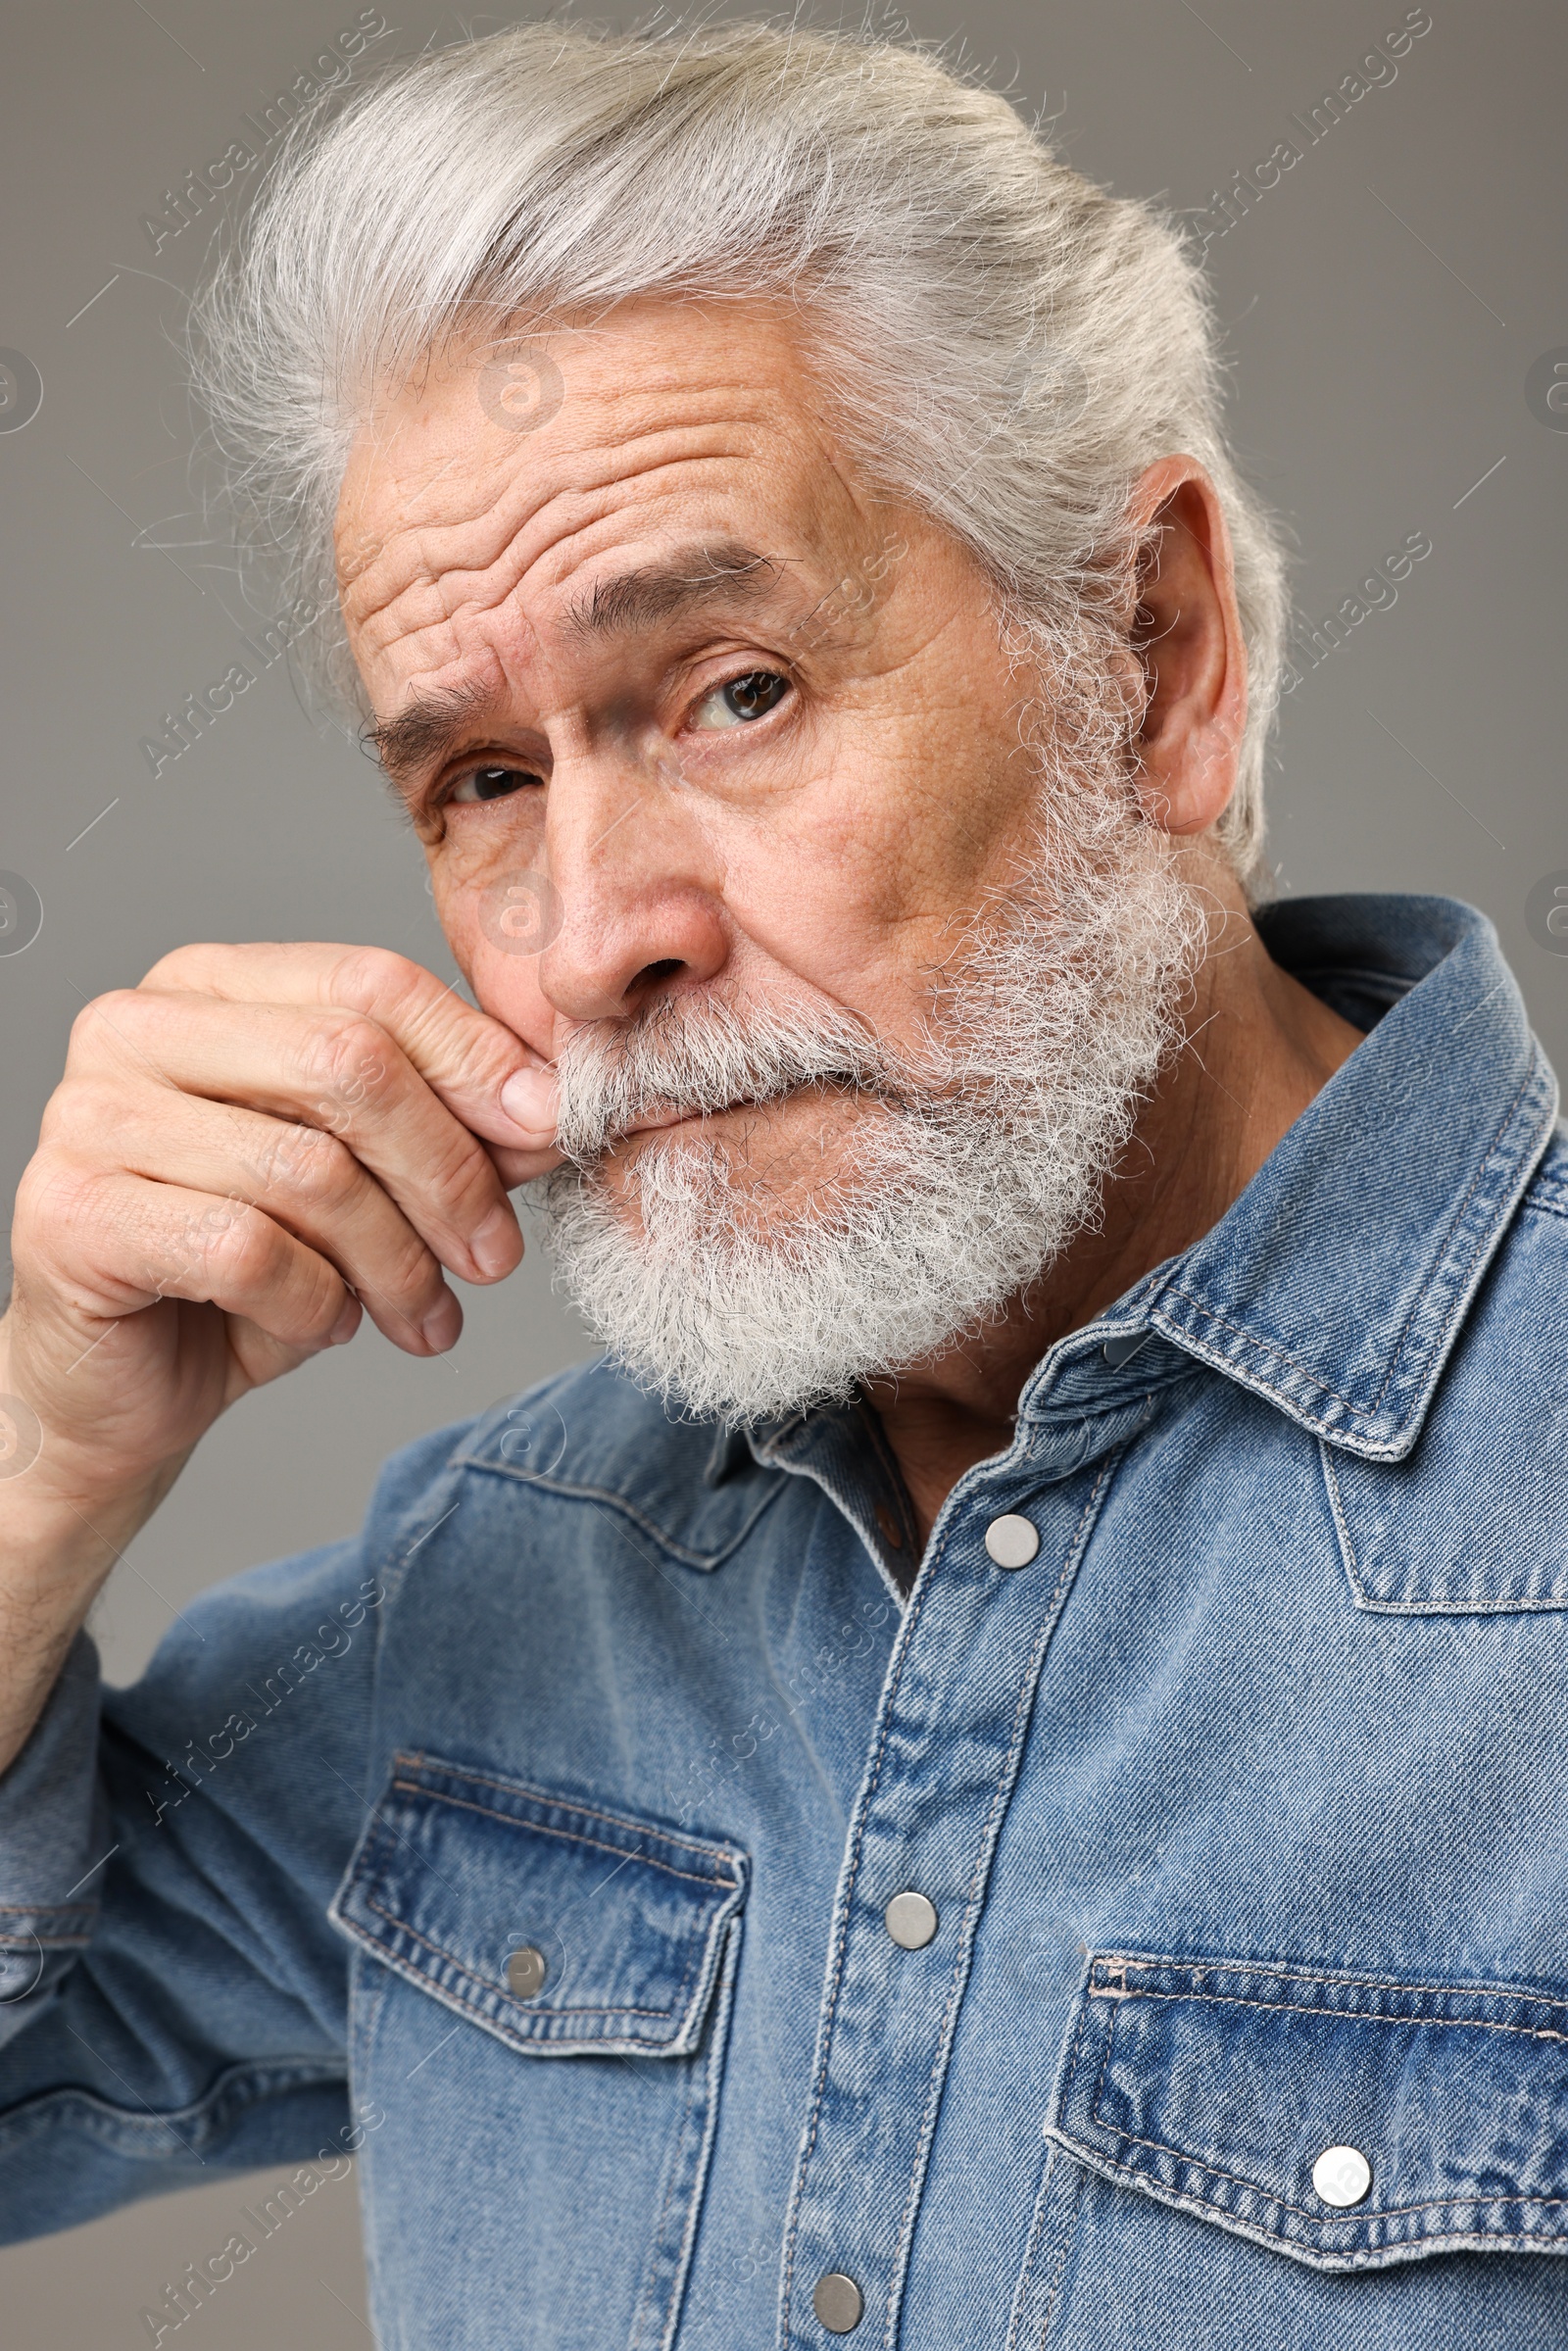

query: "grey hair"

left=191, top=15, right=1287, bottom=883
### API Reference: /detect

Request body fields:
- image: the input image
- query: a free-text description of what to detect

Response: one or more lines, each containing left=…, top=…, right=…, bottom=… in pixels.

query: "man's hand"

left=0, top=943, right=561, bottom=1772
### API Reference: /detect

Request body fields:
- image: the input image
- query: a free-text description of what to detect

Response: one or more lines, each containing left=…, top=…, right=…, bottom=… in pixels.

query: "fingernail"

left=329, top=1298, right=361, bottom=1346
left=500, top=1063, right=559, bottom=1139
left=470, top=1203, right=519, bottom=1279
left=421, top=1291, right=463, bottom=1353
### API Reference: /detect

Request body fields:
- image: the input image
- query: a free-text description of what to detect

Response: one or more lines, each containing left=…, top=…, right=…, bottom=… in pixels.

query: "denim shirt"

left=3, top=893, right=1567, bottom=2351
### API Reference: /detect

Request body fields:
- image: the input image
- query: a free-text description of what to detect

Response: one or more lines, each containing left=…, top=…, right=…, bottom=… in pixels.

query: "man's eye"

left=449, top=764, right=543, bottom=805
left=691, top=670, right=792, bottom=730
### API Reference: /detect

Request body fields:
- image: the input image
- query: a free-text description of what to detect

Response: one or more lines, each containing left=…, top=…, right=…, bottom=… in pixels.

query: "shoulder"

left=365, top=1354, right=781, bottom=1583
left=1321, top=1121, right=1568, bottom=1616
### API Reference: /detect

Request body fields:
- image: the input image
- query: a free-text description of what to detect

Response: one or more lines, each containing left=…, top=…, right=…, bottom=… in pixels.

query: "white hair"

left=192, top=14, right=1287, bottom=881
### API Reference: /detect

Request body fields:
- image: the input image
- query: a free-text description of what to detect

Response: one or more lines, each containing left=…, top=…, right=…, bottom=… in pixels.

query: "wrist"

left=0, top=1308, right=186, bottom=1544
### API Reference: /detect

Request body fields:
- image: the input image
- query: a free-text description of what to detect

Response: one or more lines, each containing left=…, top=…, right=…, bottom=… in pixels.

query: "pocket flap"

left=1049, top=1953, right=1568, bottom=2271
left=329, top=1753, right=747, bottom=2058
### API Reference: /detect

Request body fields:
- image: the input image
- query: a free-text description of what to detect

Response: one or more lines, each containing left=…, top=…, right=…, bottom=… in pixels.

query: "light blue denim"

left=3, top=894, right=1567, bottom=2350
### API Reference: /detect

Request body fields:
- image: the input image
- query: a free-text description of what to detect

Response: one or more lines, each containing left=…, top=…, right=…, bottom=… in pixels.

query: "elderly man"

left=2, top=18, right=1563, bottom=2349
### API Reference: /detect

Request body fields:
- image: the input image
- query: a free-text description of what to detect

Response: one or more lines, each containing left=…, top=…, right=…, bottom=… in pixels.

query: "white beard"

left=529, top=762, right=1207, bottom=1425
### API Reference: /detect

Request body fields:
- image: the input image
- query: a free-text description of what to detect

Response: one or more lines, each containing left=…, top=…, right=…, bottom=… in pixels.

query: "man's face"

left=338, top=299, right=1202, bottom=1418
left=338, top=301, right=1044, bottom=1220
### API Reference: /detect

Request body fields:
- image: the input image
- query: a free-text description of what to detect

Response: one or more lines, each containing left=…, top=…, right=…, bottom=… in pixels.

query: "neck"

left=864, top=882, right=1363, bottom=1542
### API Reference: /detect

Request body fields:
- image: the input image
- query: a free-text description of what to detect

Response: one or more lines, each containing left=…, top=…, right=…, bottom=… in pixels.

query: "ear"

left=1126, top=458, right=1248, bottom=837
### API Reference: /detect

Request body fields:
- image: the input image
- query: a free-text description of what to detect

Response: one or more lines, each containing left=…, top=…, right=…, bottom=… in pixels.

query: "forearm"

left=0, top=1526, right=379, bottom=2236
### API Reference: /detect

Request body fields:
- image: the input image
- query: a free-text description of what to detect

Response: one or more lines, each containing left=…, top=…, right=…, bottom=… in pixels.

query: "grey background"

left=2, top=0, right=1562, bottom=2339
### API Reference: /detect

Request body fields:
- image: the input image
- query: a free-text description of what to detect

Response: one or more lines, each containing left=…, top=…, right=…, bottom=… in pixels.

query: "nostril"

left=633, top=958, right=684, bottom=992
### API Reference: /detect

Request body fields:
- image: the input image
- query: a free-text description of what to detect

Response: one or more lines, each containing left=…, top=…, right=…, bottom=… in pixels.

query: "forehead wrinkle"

left=350, top=479, right=800, bottom=696
left=342, top=409, right=795, bottom=636
left=363, top=539, right=803, bottom=791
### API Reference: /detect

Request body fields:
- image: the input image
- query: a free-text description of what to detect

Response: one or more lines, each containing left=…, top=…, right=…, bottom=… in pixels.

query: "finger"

left=138, top=943, right=560, bottom=1150
left=491, top=1142, right=567, bottom=1187
left=223, top=1296, right=364, bottom=1393
left=68, top=991, right=521, bottom=1288
left=47, top=1081, right=464, bottom=1354
left=24, top=1166, right=405, bottom=1355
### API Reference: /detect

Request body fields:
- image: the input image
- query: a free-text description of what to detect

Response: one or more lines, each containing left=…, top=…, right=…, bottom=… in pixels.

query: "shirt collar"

left=739, top=1396, right=922, bottom=1598
left=1134, top=893, right=1557, bottom=1459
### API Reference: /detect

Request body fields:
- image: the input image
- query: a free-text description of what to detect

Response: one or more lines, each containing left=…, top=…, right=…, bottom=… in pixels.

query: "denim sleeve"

left=0, top=1530, right=388, bottom=2242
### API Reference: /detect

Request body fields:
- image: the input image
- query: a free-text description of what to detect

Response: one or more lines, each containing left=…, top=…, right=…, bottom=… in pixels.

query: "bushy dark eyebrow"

left=561, top=539, right=784, bottom=640
left=367, top=540, right=789, bottom=796
left=366, top=679, right=503, bottom=796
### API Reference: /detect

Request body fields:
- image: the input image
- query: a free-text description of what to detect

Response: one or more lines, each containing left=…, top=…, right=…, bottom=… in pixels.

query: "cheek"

left=692, top=797, right=903, bottom=1006
left=710, top=764, right=996, bottom=1023
left=432, top=801, right=551, bottom=927
left=429, top=843, right=559, bottom=1046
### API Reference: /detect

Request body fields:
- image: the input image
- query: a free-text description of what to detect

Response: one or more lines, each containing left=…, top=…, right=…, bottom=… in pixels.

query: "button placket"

left=777, top=1453, right=1121, bottom=2348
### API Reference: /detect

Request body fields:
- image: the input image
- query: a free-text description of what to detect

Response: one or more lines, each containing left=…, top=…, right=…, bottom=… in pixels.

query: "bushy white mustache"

left=550, top=994, right=901, bottom=1167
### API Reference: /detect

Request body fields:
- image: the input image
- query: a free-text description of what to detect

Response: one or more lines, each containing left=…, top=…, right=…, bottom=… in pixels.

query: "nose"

left=536, top=743, right=729, bottom=1022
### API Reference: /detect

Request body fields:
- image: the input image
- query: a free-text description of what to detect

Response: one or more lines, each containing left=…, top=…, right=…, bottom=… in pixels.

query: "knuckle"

left=204, top=1207, right=335, bottom=1334
left=137, top=943, right=210, bottom=991
left=329, top=947, right=458, bottom=1063
left=258, top=1120, right=358, bottom=1210
left=67, top=989, right=142, bottom=1064
left=380, top=1229, right=441, bottom=1304
left=327, top=944, right=423, bottom=1015
left=14, top=1152, right=102, bottom=1249
left=39, top=1076, right=124, bottom=1153
left=299, top=1013, right=393, bottom=1107
left=424, top=1125, right=494, bottom=1213
left=204, top=1201, right=278, bottom=1291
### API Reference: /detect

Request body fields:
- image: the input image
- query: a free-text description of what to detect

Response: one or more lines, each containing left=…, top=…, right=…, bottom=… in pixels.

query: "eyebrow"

left=563, top=539, right=783, bottom=640
left=368, top=678, right=508, bottom=797
left=367, top=540, right=787, bottom=794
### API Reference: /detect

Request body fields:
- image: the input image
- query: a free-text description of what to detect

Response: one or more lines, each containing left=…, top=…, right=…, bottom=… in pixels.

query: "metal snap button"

left=1102, top=1328, right=1151, bottom=1368
left=884, top=1891, right=939, bottom=1950
left=1312, top=2144, right=1372, bottom=2207
left=983, top=1513, right=1039, bottom=1569
left=506, top=1944, right=548, bottom=1999
left=812, top=2273, right=864, bottom=2332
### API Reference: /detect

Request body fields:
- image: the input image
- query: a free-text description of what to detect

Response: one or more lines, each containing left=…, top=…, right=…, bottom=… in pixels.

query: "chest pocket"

left=329, top=1754, right=748, bottom=2351
left=331, top=1750, right=745, bottom=2054
left=1049, top=1953, right=1568, bottom=2273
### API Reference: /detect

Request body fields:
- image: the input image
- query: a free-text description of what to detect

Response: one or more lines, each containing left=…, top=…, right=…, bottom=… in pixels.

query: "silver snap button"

left=984, top=1513, right=1039, bottom=1569
left=1102, top=1328, right=1150, bottom=1368
left=884, top=1891, right=939, bottom=1950
left=506, top=1944, right=548, bottom=1999
left=812, top=2273, right=864, bottom=2332
left=1312, top=2144, right=1372, bottom=2207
